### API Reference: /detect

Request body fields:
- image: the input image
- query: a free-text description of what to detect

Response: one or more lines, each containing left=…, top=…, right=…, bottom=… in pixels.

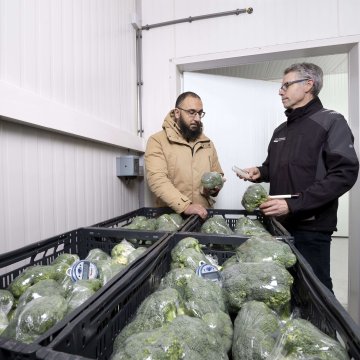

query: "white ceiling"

left=195, top=53, right=348, bottom=82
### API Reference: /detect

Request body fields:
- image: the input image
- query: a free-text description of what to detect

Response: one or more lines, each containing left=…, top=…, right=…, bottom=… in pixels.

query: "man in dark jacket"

left=240, top=62, right=359, bottom=291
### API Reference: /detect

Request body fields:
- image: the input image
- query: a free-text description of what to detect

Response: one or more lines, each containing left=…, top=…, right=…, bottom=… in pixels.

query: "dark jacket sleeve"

left=288, top=116, right=359, bottom=215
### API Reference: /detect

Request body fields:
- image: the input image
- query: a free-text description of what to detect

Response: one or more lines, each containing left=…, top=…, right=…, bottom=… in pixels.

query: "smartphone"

left=232, top=166, right=250, bottom=179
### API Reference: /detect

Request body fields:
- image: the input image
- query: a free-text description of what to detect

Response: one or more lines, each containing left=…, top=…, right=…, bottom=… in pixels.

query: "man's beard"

left=178, top=116, right=203, bottom=142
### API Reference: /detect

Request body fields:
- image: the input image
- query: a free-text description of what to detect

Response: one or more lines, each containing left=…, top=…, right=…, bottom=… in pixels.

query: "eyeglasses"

left=177, top=107, right=206, bottom=118
left=280, top=78, right=310, bottom=92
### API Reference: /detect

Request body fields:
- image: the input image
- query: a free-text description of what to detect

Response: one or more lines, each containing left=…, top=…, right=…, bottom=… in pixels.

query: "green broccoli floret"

left=221, top=261, right=293, bottom=315
left=0, top=289, right=15, bottom=315
left=8, top=265, right=57, bottom=298
left=232, top=300, right=281, bottom=360
left=280, top=318, right=349, bottom=359
left=234, top=216, right=270, bottom=236
left=241, top=184, right=268, bottom=212
left=200, top=215, right=234, bottom=235
left=123, top=216, right=157, bottom=230
left=112, top=315, right=229, bottom=360
left=236, top=237, right=297, bottom=269
left=114, top=287, right=184, bottom=346
left=94, top=260, right=126, bottom=285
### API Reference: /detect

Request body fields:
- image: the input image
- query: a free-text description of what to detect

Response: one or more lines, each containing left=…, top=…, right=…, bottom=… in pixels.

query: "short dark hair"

left=175, top=91, right=201, bottom=108
left=284, top=62, right=323, bottom=96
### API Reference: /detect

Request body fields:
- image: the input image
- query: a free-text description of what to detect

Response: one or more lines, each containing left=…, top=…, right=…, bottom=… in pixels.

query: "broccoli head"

left=221, top=261, right=293, bottom=315
left=241, top=184, right=268, bottom=212
left=201, top=172, right=224, bottom=190
left=234, top=216, right=270, bottom=236
left=112, top=315, right=229, bottom=360
left=156, top=213, right=183, bottom=231
left=0, top=289, right=15, bottom=315
left=232, top=300, right=281, bottom=360
left=8, top=265, right=57, bottom=298
left=236, top=236, right=297, bottom=269
left=200, top=215, right=234, bottom=235
left=280, top=318, right=349, bottom=359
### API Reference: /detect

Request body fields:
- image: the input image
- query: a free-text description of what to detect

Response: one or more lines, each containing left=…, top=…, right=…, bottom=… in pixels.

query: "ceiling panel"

left=195, top=53, right=348, bottom=81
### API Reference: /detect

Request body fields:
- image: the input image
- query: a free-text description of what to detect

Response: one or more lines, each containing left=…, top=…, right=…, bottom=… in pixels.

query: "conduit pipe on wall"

left=133, top=7, right=253, bottom=136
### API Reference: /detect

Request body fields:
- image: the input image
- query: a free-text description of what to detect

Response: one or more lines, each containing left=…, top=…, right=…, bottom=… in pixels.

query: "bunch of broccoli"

left=200, top=215, right=234, bottom=235
left=235, top=236, right=297, bottom=269
left=123, top=213, right=184, bottom=231
left=241, top=183, right=268, bottom=212
left=170, top=236, right=218, bottom=271
left=221, top=261, right=293, bottom=315
left=232, top=300, right=281, bottom=360
left=234, top=216, right=270, bottom=236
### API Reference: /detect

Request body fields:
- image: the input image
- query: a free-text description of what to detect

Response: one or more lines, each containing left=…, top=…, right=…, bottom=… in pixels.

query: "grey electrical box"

left=116, top=156, right=142, bottom=177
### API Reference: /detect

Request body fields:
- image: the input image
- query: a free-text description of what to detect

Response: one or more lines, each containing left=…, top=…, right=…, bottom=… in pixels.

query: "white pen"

left=268, top=194, right=300, bottom=199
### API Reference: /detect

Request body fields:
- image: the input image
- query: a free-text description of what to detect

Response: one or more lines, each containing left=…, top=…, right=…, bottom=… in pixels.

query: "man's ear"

left=173, top=108, right=180, bottom=120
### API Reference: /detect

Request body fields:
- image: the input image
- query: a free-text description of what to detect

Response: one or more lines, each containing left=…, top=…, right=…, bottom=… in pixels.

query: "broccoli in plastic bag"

left=111, top=239, right=136, bottom=260
left=236, top=236, right=297, bottom=269
left=66, top=279, right=101, bottom=313
left=201, top=215, right=234, bottom=235
left=86, top=248, right=111, bottom=262
left=232, top=300, right=281, bottom=360
left=276, top=318, right=349, bottom=359
left=242, top=183, right=268, bottom=212
left=0, top=311, right=9, bottom=335
left=234, top=216, right=270, bottom=236
left=221, top=261, right=293, bottom=315
left=3, top=295, right=68, bottom=343
left=0, top=289, right=15, bottom=315
left=156, top=213, right=183, bottom=231
left=201, top=172, right=224, bottom=190
left=8, top=265, right=57, bottom=298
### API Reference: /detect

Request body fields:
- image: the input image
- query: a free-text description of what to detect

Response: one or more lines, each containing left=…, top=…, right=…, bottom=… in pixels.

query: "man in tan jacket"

left=145, top=91, right=224, bottom=219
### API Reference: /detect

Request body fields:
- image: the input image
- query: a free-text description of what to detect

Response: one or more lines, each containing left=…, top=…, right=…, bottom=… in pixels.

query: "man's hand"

left=183, top=203, right=208, bottom=220
left=236, top=167, right=261, bottom=182
left=259, top=199, right=289, bottom=217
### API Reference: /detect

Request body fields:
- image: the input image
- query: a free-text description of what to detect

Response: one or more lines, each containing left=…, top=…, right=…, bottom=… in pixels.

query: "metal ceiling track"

left=141, top=7, right=253, bottom=31
left=134, top=7, right=253, bottom=137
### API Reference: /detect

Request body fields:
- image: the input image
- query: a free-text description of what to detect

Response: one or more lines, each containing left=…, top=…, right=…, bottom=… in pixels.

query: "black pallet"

left=0, top=228, right=168, bottom=360
left=36, top=232, right=360, bottom=360
left=90, top=206, right=198, bottom=232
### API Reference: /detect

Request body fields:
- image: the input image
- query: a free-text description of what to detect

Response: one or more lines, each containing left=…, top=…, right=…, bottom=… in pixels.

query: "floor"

left=331, top=237, right=348, bottom=309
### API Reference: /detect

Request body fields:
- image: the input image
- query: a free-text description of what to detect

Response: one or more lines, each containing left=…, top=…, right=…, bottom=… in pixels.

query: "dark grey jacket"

left=258, top=97, right=359, bottom=232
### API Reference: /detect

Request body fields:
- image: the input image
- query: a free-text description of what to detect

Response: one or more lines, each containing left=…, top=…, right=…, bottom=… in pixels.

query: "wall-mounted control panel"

left=116, top=156, right=143, bottom=177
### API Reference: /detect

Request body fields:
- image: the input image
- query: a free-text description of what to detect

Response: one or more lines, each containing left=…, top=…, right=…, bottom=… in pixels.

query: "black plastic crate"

left=285, top=239, right=360, bottom=359
left=90, top=206, right=198, bottom=232
left=183, top=208, right=292, bottom=238
left=0, top=228, right=168, bottom=360
left=36, top=232, right=360, bottom=360
left=35, top=233, right=247, bottom=360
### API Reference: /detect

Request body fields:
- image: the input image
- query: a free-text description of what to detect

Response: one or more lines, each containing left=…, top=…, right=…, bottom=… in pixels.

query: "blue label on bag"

left=196, top=262, right=222, bottom=282
left=66, top=260, right=99, bottom=282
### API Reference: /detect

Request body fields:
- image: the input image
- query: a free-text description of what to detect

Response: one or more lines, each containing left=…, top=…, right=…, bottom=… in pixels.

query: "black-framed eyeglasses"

left=280, top=78, right=310, bottom=91
left=177, top=107, right=206, bottom=118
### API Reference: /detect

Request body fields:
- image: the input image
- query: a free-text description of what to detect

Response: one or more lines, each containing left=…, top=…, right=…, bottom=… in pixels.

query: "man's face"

left=279, top=71, right=314, bottom=110
left=174, top=96, right=203, bottom=141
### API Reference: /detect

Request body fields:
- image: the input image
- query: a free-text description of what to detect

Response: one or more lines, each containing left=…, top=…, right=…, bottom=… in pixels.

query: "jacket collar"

left=285, top=96, right=323, bottom=123
left=162, top=110, right=210, bottom=144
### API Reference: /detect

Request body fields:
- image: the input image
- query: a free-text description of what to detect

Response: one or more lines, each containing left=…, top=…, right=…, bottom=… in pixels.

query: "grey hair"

left=284, top=62, right=323, bottom=96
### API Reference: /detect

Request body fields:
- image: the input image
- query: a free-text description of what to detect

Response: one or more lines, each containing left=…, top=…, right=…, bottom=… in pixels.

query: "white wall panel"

left=0, top=119, right=141, bottom=253
left=0, top=0, right=141, bottom=149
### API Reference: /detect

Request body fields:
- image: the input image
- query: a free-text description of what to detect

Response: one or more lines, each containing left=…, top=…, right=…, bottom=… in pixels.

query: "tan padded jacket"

left=145, top=111, right=223, bottom=213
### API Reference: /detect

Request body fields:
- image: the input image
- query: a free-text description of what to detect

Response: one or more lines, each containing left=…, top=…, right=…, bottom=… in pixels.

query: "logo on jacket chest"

left=273, top=137, right=286, bottom=143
